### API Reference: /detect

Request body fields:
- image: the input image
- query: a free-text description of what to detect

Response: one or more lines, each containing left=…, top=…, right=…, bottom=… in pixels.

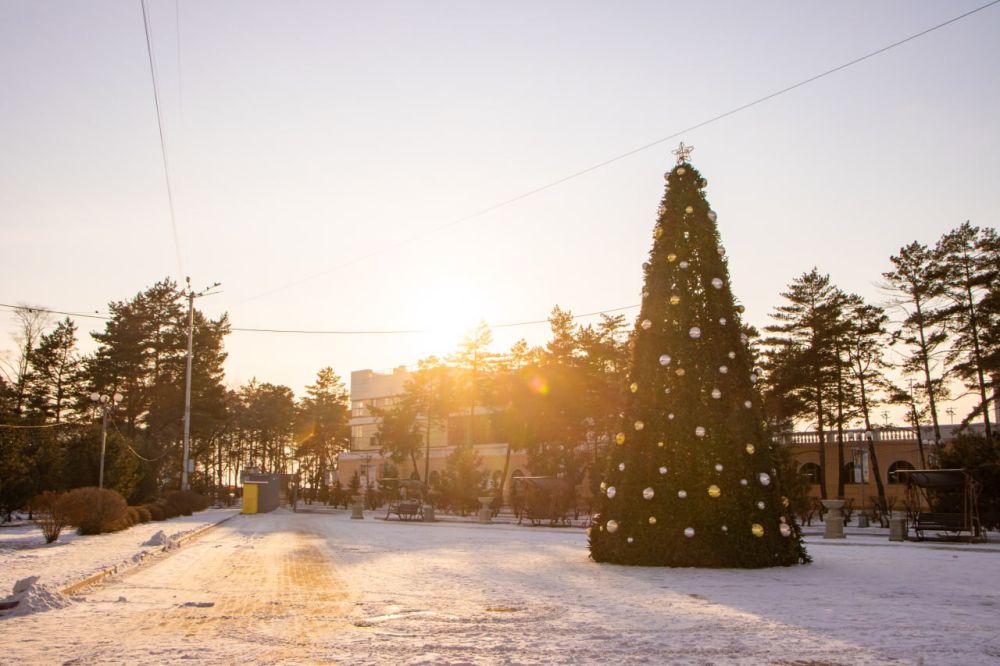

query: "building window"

left=799, top=462, right=821, bottom=484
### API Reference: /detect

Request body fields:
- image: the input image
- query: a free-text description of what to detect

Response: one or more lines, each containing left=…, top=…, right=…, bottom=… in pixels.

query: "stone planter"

left=821, top=499, right=846, bottom=539
left=478, top=496, right=494, bottom=524
left=350, top=495, right=365, bottom=520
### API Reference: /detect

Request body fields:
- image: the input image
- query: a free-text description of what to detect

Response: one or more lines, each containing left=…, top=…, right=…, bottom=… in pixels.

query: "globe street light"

left=90, top=392, right=123, bottom=490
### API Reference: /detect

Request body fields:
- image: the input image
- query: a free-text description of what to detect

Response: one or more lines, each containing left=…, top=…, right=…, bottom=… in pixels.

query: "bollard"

left=350, top=495, right=365, bottom=520
left=422, top=503, right=435, bottom=522
left=478, top=496, right=494, bottom=524
left=821, top=499, right=846, bottom=539
left=889, top=516, right=907, bottom=541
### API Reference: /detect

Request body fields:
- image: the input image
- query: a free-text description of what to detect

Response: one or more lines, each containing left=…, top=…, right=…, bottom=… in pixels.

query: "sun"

left=407, top=280, right=491, bottom=354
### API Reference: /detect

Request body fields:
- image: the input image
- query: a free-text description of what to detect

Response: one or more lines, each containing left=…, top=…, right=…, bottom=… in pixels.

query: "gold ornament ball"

left=675, top=368, right=686, bottom=377
left=648, top=516, right=657, bottom=525
left=684, top=205, right=694, bottom=214
left=667, top=253, right=677, bottom=262
left=654, top=227, right=663, bottom=238
left=751, top=523, right=765, bottom=538
left=708, top=485, right=721, bottom=498
left=629, top=382, right=639, bottom=393
left=670, top=294, right=680, bottom=305
left=634, top=420, right=645, bottom=431
left=615, top=432, right=626, bottom=445
left=745, top=443, right=756, bottom=455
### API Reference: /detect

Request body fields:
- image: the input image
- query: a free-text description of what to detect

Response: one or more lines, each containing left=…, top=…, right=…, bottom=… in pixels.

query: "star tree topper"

left=672, top=142, right=694, bottom=164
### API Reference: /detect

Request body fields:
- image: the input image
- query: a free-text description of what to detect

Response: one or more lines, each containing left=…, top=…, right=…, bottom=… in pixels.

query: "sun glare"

left=407, top=280, right=491, bottom=354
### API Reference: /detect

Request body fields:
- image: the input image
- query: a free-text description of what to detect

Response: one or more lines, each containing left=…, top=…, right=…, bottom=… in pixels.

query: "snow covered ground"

left=1, top=507, right=999, bottom=665
left=0, top=506, right=239, bottom=592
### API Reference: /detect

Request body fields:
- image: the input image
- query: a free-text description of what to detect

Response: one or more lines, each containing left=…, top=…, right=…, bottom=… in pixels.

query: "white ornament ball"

left=684, top=527, right=695, bottom=538
left=740, top=479, right=748, bottom=487
left=728, top=351, right=736, bottom=359
left=759, top=472, right=771, bottom=486
left=711, top=388, right=721, bottom=399
left=643, top=487, right=655, bottom=500
left=719, top=365, right=728, bottom=374
left=689, top=326, right=701, bottom=339
left=627, top=536, right=634, bottom=544
left=721, top=525, right=728, bottom=532
left=695, top=426, right=706, bottom=437
left=744, top=400, right=753, bottom=409
left=668, top=413, right=675, bottom=420
left=634, top=420, right=645, bottom=431
left=606, top=519, right=619, bottom=533
left=707, top=210, right=717, bottom=222
left=659, top=354, right=672, bottom=366
left=750, top=373, right=759, bottom=383
left=717, top=245, right=726, bottom=256
left=679, top=261, right=689, bottom=269
left=779, top=523, right=792, bottom=537
left=618, top=462, right=625, bottom=471
left=685, top=205, right=694, bottom=214
left=659, top=466, right=668, bottom=475
left=757, top=501, right=766, bottom=510
left=715, top=464, right=724, bottom=472
left=719, top=317, right=727, bottom=325
left=678, top=490, right=688, bottom=499
left=711, top=278, right=723, bottom=290
left=641, top=319, right=652, bottom=330
left=606, top=486, right=617, bottom=499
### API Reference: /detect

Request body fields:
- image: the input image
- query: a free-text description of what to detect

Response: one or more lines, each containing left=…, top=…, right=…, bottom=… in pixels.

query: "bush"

left=57, top=487, right=128, bottom=535
left=31, top=491, right=68, bottom=544
left=135, top=505, right=152, bottom=523
left=146, top=502, right=167, bottom=521
left=163, top=490, right=208, bottom=516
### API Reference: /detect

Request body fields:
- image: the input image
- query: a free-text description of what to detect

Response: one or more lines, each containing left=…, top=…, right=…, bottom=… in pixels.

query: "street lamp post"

left=90, top=392, right=123, bottom=490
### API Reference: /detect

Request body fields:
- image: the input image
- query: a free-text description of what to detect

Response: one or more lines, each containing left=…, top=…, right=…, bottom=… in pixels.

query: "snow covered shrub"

left=58, top=487, right=128, bottom=535
left=31, top=491, right=68, bottom=544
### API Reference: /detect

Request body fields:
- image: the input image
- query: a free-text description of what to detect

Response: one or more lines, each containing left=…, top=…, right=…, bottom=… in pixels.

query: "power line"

left=140, top=0, right=184, bottom=281
left=0, top=301, right=638, bottom=336
left=234, top=0, right=1000, bottom=306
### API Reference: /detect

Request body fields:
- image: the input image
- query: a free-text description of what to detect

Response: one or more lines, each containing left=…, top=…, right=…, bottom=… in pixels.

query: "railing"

left=774, top=423, right=984, bottom=445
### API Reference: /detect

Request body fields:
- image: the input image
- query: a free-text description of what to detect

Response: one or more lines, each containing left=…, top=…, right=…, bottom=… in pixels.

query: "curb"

left=59, top=512, right=239, bottom=596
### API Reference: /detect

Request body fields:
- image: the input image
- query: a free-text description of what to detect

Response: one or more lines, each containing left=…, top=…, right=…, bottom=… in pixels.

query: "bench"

left=913, top=512, right=970, bottom=540
left=385, top=499, right=423, bottom=521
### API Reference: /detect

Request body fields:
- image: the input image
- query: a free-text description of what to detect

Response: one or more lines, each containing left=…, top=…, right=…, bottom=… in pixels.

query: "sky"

left=1, top=1, right=998, bottom=422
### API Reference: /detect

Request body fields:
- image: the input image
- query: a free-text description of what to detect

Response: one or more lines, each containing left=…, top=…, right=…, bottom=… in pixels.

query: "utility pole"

left=181, top=277, right=221, bottom=491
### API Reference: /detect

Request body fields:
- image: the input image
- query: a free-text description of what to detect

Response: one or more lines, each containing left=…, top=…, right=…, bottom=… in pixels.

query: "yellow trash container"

left=242, top=483, right=259, bottom=514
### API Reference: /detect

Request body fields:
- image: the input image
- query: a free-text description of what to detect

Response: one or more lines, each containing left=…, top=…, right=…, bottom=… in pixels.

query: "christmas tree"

left=589, top=144, right=810, bottom=568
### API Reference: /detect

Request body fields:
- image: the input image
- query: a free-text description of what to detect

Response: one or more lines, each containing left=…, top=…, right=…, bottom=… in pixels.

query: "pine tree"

left=589, top=148, right=809, bottom=567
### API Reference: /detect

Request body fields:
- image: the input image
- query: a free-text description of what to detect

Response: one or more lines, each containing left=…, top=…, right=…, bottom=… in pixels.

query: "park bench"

left=385, top=498, right=423, bottom=521
left=913, top=512, right=970, bottom=540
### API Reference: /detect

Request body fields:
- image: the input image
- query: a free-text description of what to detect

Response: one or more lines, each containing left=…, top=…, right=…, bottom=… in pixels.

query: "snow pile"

left=143, top=530, right=178, bottom=549
left=0, top=575, right=71, bottom=617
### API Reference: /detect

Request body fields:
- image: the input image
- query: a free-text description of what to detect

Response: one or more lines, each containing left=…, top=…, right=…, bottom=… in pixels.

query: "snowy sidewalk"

left=0, top=506, right=240, bottom=594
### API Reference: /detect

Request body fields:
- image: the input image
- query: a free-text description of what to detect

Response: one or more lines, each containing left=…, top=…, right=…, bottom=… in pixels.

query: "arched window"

left=429, top=470, right=441, bottom=487
left=799, top=462, right=821, bottom=484
left=888, top=460, right=915, bottom=484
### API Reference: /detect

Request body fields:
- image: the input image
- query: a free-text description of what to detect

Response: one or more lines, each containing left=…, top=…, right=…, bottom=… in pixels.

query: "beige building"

left=779, top=423, right=989, bottom=507
left=338, top=365, right=993, bottom=509
left=336, top=367, right=530, bottom=496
